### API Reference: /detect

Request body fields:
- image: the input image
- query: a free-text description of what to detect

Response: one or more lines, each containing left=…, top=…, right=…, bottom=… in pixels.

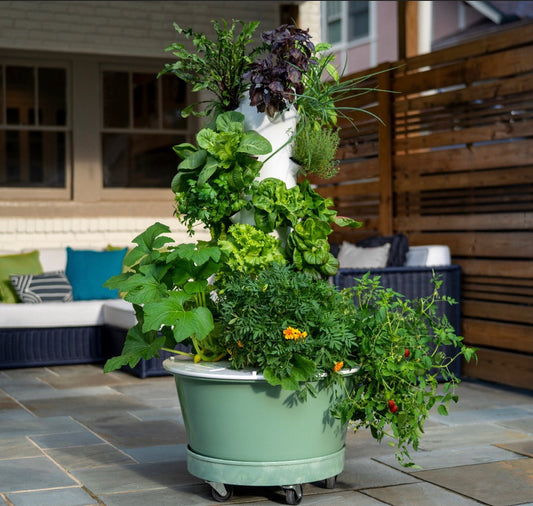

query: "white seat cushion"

left=405, top=245, right=451, bottom=267
left=102, top=298, right=136, bottom=329
left=0, top=300, right=107, bottom=328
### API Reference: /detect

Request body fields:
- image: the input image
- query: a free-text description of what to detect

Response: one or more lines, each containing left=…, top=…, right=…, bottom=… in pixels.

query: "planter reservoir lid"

left=163, top=356, right=358, bottom=381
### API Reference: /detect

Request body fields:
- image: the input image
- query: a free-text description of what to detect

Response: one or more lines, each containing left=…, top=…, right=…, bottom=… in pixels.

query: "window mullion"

left=129, top=71, right=133, bottom=129
left=34, top=67, right=39, bottom=126
left=1, top=65, right=5, bottom=125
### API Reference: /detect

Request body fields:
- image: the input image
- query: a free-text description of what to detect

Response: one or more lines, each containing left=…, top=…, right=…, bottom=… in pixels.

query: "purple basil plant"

left=243, top=24, right=316, bottom=117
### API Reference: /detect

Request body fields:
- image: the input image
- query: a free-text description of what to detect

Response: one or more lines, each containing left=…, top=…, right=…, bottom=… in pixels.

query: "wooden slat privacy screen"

left=316, top=22, right=533, bottom=389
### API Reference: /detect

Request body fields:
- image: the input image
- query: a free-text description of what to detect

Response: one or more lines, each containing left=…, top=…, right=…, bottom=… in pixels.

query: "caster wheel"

left=210, top=483, right=233, bottom=502
left=283, top=484, right=303, bottom=505
left=324, top=476, right=337, bottom=489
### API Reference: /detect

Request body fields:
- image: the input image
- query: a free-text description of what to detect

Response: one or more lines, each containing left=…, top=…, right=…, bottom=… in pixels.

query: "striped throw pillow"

left=10, top=271, right=73, bottom=303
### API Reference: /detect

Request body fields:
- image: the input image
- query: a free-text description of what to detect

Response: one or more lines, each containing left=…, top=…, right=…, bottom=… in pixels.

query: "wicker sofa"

left=1, top=241, right=461, bottom=378
left=0, top=247, right=172, bottom=377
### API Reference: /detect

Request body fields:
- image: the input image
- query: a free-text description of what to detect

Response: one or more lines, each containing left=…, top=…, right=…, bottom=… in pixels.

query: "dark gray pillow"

left=10, top=271, right=73, bottom=303
left=356, top=234, right=409, bottom=267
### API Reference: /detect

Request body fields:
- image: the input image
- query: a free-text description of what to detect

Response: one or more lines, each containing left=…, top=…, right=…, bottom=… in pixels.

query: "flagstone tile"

left=339, top=457, right=417, bottom=490
left=4, top=486, right=98, bottom=506
left=78, top=415, right=187, bottom=448
left=0, top=456, right=76, bottom=493
left=38, top=371, right=127, bottom=389
left=375, top=444, right=525, bottom=471
left=122, top=443, right=187, bottom=463
left=45, top=443, right=136, bottom=470
left=0, top=390, right=20, bottom=409
left=0, top=408, right=36, bottom=423
left=415, top=423, right=531, bottom=451
left=413, top=458, right=533, bottom=506
left=363, top=482, right=483, bottom=505
left=71, top=459, right=198, bottom=494
left=19, top=393, right=148, bottom=417
left=127, top=406, right=182, bottom=423
left=497, top=417, right=533, bottom=435
left=429, top=406, right=533, bottom=426
left=0, top=437, right=42, bottom=459
left=495, top=440, right=533, bottom=458
left=0, top=416, right=84, bottom=439
left=30, top=430, right=104, bottom=449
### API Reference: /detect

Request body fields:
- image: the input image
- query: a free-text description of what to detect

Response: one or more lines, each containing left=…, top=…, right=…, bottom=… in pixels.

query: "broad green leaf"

left=142, top=291, right=192, bottom=331
left=118, top=272, right=168, bottom=304
left=263, top=367, right=282, bottom=387
left=292, top=354, right=316, bottom=381
left=196, top=129, right=217, bottom=151
left=238, top=131, right=272, bottom=155
left=332, top=215, right=363, bottom=228
left=173, top=306, right=214, bottom=342
left=197, top=156, right=219, bottom=185
left=321, top=253, right=340, bottom=276
left=178, top=149, right=207, bottom=170
left=104, top=325, right=165, bottom=372
left=183, top=280, right=208, bottom=295
left=280, top=375, right=300, bottom=391
left=216, top=111, right=245, bottom=132
left=172, top=142, right=197, bottom=159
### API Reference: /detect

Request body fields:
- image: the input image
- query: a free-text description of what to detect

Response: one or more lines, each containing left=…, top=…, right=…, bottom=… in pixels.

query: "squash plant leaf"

left=173, top=306, right=214, bottom=342
left=142, top=291, right=193, bottom=331
left=103, top=325, right=165, bottom=372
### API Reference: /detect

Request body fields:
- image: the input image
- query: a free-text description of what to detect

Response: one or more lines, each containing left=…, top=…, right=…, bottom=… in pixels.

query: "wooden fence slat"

left=399, top=23, right=533, bottom=73
left=395, top=212, right=533, bottom=232
left=456, top=259, right=533, bottom=278
left=407, top=232, right=533, bottom=259
left=462, top=300, right=533, bottom=325
left=394, top=139, right=533, bottom=176
left=395, top=119, right=533, bottom=152
left=394, top=45, right=533, bottom=95
left=395, top=73, right=533, bottom=114
left=461, top=347, right=533, bottom=390
left=463, top=318, right=533, bottom=353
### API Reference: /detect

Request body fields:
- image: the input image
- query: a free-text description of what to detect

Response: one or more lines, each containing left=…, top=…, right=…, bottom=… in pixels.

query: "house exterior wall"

left=0, top=1, right=495, bottom=250
left=0, top=1, right=281, bottom=57
left=0, top=1, right=287, bottom=249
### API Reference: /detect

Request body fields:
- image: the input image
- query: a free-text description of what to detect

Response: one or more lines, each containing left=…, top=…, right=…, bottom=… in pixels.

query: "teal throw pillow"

left=65, top=247, right=127, bottom=301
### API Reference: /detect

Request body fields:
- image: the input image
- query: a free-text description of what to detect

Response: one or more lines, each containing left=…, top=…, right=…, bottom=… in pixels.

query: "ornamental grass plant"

left=104, top=19, right=475, bottom=466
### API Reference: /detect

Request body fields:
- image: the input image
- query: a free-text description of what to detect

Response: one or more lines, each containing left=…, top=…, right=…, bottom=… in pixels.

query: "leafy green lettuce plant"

left=171, top=111, right=271, bottom=239
left=217, top=223, right=286, bottom=277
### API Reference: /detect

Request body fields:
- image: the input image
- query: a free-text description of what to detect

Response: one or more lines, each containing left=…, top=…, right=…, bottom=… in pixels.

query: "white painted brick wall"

left=0, top=217, right=210, bottom=251
left=0, top=1, right=284, bottom=57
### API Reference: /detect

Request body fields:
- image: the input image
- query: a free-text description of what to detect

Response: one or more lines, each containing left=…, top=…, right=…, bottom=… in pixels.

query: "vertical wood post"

left=377, top=65, right=394, bottom=235
left=398, top=1, right=420, bottom=59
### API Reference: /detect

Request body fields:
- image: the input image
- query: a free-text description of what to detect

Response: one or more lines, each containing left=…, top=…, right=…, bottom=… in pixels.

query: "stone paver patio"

left=1, top=364, right=533, bottom=505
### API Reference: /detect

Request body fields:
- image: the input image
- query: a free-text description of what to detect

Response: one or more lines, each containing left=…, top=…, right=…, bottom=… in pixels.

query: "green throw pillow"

left=0, top=250, right=43, bottom=303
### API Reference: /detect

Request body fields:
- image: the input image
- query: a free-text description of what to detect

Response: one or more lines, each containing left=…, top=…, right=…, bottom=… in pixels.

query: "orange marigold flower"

left=283, top=327, right=307, bottom=340
left=334, top=361, right=344, bottom=373
left=237, top=341, right=243, bottom=348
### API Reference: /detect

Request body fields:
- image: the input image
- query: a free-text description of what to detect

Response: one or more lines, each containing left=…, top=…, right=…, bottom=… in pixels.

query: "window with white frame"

left=322, top=1, right=370, bottom=45
left=0, top=62, right=69, bottom=188
left=101, top=69, right=190, bottom=188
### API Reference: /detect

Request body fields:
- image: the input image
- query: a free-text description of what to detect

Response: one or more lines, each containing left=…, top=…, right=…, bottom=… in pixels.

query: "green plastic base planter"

left=163, top=357, right=358, bottom=503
